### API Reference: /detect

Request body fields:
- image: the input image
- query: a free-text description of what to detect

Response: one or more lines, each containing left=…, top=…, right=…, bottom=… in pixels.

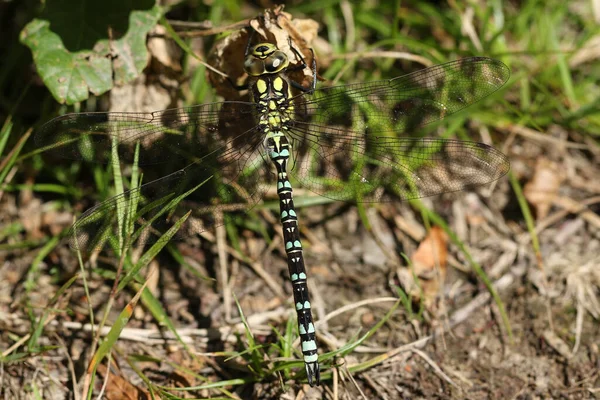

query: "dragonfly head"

left=244, top=43, right=290, bottom=77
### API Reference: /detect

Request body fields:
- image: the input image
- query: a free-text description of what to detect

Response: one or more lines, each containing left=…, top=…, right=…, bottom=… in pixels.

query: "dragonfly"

left=36, top=32, right=510, bottom=386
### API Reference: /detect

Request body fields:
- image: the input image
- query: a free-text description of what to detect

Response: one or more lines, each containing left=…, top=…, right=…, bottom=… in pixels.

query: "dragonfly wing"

left=294, top=57, right=509, bottom=136
left=35, top=101, right=258, bottom=165
left=286, top=127, right=509, bottom=202
left=286, top=57, right=510, bottom=201
left=65, top=126, right=272, bottom=253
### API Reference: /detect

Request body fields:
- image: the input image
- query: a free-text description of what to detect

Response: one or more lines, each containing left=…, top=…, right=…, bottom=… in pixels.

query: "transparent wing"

left=36, top=101, right=272, bottom=253
left=35, top=101, right=259, bottom=165
left=66, top=139, right=272, bottom=253
left=287, top=57, right=510, bottom=201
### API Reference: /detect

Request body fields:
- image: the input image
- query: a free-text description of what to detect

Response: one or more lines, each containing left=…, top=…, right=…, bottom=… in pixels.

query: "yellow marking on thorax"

left=256, top=79, right=268, bottom=95
left=268, top=115, right=282, bottom=126
left=273, top=76, right=284, bottom=92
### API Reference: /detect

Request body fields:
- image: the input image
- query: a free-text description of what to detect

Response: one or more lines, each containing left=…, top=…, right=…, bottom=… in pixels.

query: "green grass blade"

left=87, top=275, right=150, bottom=383
left=118, top=210, right=191, bottom=291
left=232, top=292, right=264, bottom=379
left=125, top=142, right=141, bottom=243
left=0, top=117, right=13, bottom=157
left=110, top=136, right=125, bottom=253
left=25, top=235, right=61, bottom=293
left=0, top=128, right=30, bottom=185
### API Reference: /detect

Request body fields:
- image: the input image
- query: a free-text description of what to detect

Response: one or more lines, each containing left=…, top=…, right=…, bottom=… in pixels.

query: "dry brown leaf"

left=207, top=6, right=319, bottom=100
left=523, top=157, right=564, bottom=220
left=407, top=226, right=448, bottom=309
left=109, top=24, right=181, bottom=115
left=97, top=363, right=149, bottom=400
left=147, top=25, right=183, bottom=73
left=165, top=351, right=207, bottom=388
left=109, top=76, right=175, bottom=115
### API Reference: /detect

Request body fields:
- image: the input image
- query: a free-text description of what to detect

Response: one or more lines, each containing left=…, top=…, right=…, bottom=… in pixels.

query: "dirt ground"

left=2, top=141, right=600, bottom=399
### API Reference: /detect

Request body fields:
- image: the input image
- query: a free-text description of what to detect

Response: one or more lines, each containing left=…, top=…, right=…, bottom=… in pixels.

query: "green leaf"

left=19, top=1, right=161, bottom=105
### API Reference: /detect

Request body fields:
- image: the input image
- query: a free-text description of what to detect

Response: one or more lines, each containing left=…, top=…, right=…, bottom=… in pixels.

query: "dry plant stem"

left=96, top=352, right=112, bottom=400
left=297, top=223, right=321, bottom=251
left=445, top=366, right=474, bottom=388
left=341, top=0, right=356, bottom=51
left=346, top=270, right=519, bottom=373
left=54, top=333, right=81, bottom=400
left=542, top=330, right=572, bottom=359
left=308, top=277, right=326, bottom=331
left=332, top=365, right=339, bottom=398
left=173, top=20, right=250, bottom=37
left=215, top=211, right=232, bottom=322
left=346, top=364, right=369, bottom=400
left=571, top=174, right=600, bottom=194
left=318, top=297, right=399, bottom=326
left=329, top=51, right=433, bottom=66
left=199, top=230, right=285, bottom=297
left=165, top=19, right=213, bottom=29
left=553, top=196, right=600, bottom=229
left=573, top=300, right=584, bottom=354
left=411, top=348, right=459, bottom=389
left=523, top=196, right=600, bottom=238
left=82, top=249, right=128, bottom=396
left=368, top=208, right=402, bottom=265
left=444, top=271, right=517, bottom=331
left=459, top=6, right=483, bottom=52
left=503, top=124, right=589, bottom=149
left=249, top=261, right=286, bottom=298
left=2, top=313, right=57, bottom=357
left=54, top=308, right=288, bottom=345
left=363, top=373, right=387, bottom=400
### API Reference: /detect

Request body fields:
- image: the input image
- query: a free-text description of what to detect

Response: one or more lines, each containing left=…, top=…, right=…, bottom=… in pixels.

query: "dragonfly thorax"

left=252, top=74, right=294, bottom=132
left=246, top=45, right=295, bottom=132
left=244, top=43, right=290, bottom=76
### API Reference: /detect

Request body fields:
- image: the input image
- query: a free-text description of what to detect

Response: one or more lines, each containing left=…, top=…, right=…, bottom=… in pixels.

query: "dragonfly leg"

left=287, top=37, right=317, bottom=93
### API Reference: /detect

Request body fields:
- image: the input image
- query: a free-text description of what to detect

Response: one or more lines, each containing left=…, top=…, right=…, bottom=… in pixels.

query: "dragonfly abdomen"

left=266, top=129, right=320, bottom=386
left=248, top=45, right=321, bottom=385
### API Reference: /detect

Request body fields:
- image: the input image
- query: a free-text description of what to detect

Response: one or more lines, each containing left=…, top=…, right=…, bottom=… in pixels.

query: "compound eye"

left=244, top=58, right=264, bottom=76
left=266, top=54, right=287, bottom=73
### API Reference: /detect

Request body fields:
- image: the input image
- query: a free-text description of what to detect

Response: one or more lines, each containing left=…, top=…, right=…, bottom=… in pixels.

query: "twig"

left=411, top=348, right=459, bottom=389
left=198, top=230, right=285, bottom=298
left=171, top=20, right=250, bottom=37
left=501, top=124, right=589, bottom=149
left=317, top=297, right=399, bottom=327
left=215, top=211, right=232, bottom=322
left=342, top=270, right=520, bottom=374
left=329, top=51, right=433, bottom=67
left=50, top=308, right=290, bottom=345
left=54, top=333, right=81, bottom=400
